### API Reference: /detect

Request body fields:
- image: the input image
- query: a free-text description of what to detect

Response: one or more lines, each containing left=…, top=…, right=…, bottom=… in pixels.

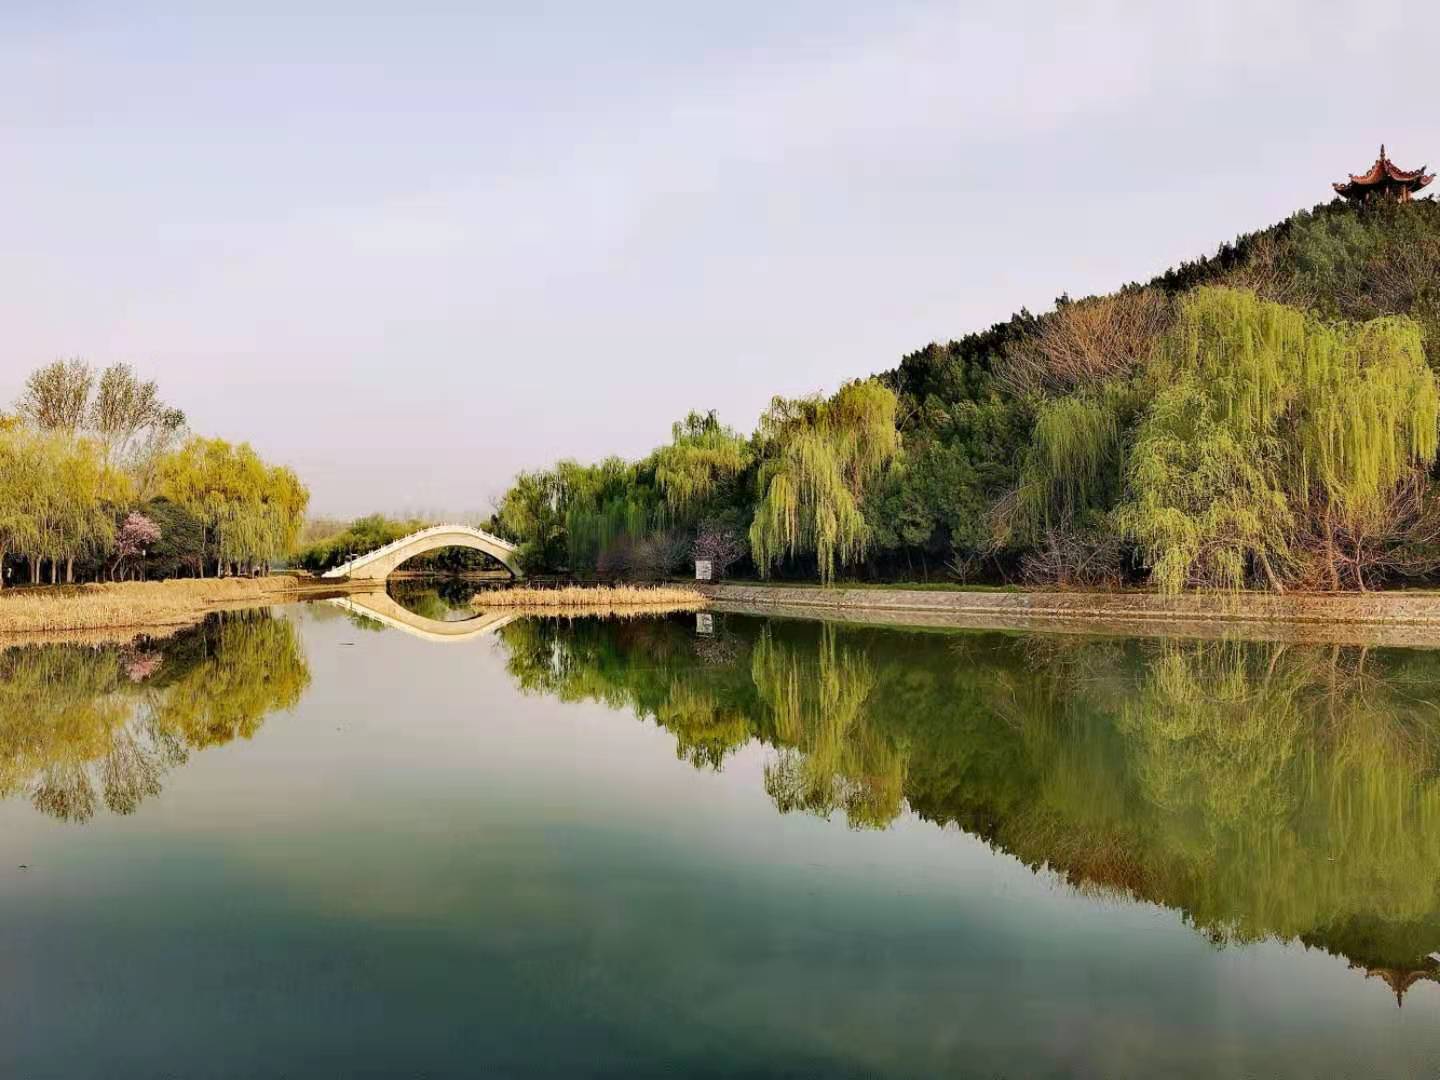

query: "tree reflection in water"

left=0, top=611, right=309, bottom=822
left=14, top=605, right=1440, bottom=999
left=496, top=614, right=1440, bottom=996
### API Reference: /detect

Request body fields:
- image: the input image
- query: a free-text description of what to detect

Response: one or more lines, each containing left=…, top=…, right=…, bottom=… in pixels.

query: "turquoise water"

left=4, top=596, right=1440, bottom=1077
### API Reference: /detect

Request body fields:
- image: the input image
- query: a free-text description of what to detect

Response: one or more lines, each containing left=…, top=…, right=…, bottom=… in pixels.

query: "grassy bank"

left=0, top=576, right=327, bottom=638
left=474, top=585, right=707, bottom=614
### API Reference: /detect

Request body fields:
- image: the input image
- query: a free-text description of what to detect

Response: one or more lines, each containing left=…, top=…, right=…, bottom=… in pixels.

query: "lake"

left=5, top=583, right=1440, bottom=1078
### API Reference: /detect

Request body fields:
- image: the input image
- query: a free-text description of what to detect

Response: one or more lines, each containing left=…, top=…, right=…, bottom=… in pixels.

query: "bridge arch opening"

left=388, top=545, right=515, bottom=577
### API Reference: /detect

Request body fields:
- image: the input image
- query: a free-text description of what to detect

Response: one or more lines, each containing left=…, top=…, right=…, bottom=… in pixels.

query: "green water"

left=5, top=593, right=1440, bottom=1078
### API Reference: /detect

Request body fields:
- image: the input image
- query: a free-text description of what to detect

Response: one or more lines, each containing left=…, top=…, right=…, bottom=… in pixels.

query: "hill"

left=493, top=195, right=1440, bottom=592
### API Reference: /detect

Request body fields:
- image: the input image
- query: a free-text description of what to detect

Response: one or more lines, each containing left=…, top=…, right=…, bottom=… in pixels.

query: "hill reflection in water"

left=495, top=613, right=1440, bottom=996
left=13, top=601, right=1440, bottom=1004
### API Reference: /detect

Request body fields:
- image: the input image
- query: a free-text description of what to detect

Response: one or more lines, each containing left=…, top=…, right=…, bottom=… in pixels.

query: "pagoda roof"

left=1334, top=145, right=1434, bottom=199
left=1354, top=962, right=1440, bottom=1008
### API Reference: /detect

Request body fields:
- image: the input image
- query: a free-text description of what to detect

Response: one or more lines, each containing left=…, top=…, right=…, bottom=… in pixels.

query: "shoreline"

left=0, top=575, right=374, bottom=644
left=698, top=583, right=1440, bottom=648
left=20, top=575, right=1440, bottom=650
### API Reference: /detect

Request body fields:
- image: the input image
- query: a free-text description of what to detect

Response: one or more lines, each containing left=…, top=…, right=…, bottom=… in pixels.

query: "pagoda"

left=1333, top=145, right=1433, bottom=202
left=1352, top=959, right=1440, bottom=1008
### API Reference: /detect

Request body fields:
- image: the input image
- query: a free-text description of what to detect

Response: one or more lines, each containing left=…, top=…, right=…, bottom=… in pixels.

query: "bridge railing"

left=322, top=524, right=520, bottom=578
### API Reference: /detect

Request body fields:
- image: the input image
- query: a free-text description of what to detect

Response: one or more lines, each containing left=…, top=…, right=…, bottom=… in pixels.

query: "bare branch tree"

left=998, top=289, right=1170, bottom=396
left=90, top=363, right=184, bottom=465
left=16, top=359, right=93, bottom=432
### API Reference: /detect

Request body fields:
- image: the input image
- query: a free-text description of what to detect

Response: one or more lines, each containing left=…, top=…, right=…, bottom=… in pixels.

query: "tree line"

left=491, top=196, right=1440, bottom=592
left=0, top=360, right=309, bottom=587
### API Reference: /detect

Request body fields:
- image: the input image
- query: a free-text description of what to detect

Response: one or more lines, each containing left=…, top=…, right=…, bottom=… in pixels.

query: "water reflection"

left=387, top=577, right=494, bottom=621
left=495, top=615, right=1440, bottom=997
left=331, top=588, right=518, bottom=642
left=0, top=610, right=308, bottom=822
left=14, top=602, right=1440, bottom=1004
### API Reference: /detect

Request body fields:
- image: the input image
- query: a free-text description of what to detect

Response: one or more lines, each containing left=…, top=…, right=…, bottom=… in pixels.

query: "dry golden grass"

left=473, top=584, right=708, bottom=614
left=0, top=576, right=320, bottom=636
left=0, top=623, right=195, bottom=650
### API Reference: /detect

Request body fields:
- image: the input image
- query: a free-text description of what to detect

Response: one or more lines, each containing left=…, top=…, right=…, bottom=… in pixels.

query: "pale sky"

left=2, top=2, right=1436, bottom=515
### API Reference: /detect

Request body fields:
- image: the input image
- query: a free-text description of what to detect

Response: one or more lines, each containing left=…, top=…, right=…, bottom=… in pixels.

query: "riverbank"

left=699, top=583, right=1440, bottom=648
left=0, top=575, right=363, bottom=643
left=473, top=585, right=707, bottom=614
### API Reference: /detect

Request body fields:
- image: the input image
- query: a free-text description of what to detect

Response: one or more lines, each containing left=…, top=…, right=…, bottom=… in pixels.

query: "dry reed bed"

left=0, top=576, right=314, bottom=635
left=0, top=623, right=194, bottom=650
left=493, top=603, right=710, bottom=621
left=473, top=585, right=708, bottom=614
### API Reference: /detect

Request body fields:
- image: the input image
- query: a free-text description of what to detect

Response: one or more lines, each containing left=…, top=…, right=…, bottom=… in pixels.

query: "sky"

left=2, top=1, right=1437, bottom=516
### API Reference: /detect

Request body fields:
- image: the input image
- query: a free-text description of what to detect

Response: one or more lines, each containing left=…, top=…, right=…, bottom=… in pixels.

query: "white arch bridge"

left=321, top=524, right=524, bottom=581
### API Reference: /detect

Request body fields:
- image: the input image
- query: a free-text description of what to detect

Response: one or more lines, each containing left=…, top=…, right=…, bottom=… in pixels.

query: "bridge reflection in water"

left=327, top=590, right=518, bottom=643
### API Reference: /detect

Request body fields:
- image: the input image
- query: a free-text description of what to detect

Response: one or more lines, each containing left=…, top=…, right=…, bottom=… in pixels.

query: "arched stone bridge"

left=321, top=524, right=523, bottom=581
left=326, top=591, right=519, bottom=644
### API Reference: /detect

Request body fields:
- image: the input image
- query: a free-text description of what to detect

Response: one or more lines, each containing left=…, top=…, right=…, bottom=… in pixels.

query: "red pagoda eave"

left=1334, top=145, right=1434, bottom=200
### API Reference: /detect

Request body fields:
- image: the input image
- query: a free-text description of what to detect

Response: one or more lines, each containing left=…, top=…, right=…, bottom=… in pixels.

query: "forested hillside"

left=493, top=196, right=1440, bottom=592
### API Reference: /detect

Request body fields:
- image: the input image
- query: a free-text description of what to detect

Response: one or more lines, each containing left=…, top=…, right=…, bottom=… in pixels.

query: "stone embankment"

left=698, top=584, right=1440, bottom=648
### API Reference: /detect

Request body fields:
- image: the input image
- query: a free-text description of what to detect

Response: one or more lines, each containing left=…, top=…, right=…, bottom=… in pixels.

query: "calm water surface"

left=6, top=583, right=1440, bottom=1078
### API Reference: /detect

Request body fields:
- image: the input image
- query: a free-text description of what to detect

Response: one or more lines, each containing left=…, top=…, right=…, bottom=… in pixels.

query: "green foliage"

left=492, top=614, right=1440, bottom=974
left=492, top=197, right=1440, bottom=590
left=749, top=380, right=900, bottom=583
left=652, top=411, right=752, bottom=522
left=0, top=610, right=307, bottom=821
left=868, top=351, right=1030, bottom=562
left=135, top=498, right=207, bottom=579
left=4, top=363, right=302, bottom=585
left=1004, top=381, right=1139, bottom=546
left=159, top=436, right=310, bottom=574
left=296, top=513, right=427, bottom=572
left=1116, top=288, right=1439, bottom=591
left=496, top=468, right=570, bottom=569
left=558, top=457, right=658, bottom=571
left=0, top=426, right=128, bottom=583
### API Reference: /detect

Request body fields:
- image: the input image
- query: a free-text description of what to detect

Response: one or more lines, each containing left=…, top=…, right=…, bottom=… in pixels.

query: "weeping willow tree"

left=749, top=380, right=900, bottom=583
left=0, top=428, right=130, bottom=584
left=556, top=457, right=658, bottom=570
left=1116, top=287, right=1440, bottom=592
left=752, top=624, right=902, bottom=829
left=1000, top=381, right=1140, bottom=544
left=651, top=410, right=752, bottom=522
left=495, top=457, right=662, bottom=572
left=158, top=436, right=310, bottom=576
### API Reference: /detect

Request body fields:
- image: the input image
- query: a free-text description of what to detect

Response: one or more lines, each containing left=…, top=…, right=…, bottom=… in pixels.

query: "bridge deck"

left=322, top=524, right=522, bottom=581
